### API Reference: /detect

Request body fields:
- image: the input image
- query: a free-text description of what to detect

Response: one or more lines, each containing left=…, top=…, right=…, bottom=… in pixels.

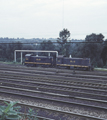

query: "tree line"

left=0, top=30, right=107, bottom=67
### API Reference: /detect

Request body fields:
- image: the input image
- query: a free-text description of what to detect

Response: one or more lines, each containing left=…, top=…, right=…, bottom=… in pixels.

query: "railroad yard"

left=0, top=63, right=107, bottom=120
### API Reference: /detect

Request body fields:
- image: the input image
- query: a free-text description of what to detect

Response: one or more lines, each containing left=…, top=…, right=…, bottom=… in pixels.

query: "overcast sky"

left=0, top=0, right=107, bottom=39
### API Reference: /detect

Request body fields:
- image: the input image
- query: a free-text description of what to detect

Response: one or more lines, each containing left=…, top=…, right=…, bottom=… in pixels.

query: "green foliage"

left=73, top=33, right=105, bottom=67
left=0, top=34, right=106, bottom=67
left=71, top=42, right=104, bottom=67
left=0, top=101, right=21, bottom=120
left=40, top=40, right=55, bottom=50
left=58, top=29, right=70, bottom=44
left=101, top=40, right=107, bottom=66
left=39, top=40, right=55, bottom=56
left=85, top=33, right=104, bottom=42
left=20, top=108, right=39, bottom=120
left=57, top=29, right=70, bottom=56
left=27, top=108, right=38, bottom=120
left=0, top=42, right=23, bottom=62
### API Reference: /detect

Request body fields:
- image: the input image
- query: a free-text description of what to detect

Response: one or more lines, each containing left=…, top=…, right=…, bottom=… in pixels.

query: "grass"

left=0, top=61, right=22, bottom=65
left=94, top=68, right=107, bottom=71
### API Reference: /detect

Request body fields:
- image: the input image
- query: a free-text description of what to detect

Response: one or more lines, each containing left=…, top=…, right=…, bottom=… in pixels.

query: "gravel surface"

left=0, top=93, right=107, bottom=120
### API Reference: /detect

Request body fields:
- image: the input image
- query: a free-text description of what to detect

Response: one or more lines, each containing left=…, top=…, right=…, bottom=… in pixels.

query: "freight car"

left=24, top=54, right=93, bottom=71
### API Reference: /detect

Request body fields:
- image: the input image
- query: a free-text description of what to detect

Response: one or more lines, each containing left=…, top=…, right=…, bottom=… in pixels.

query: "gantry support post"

left=14, top=51, right=16, bottom=62
left=21, top=52, right=23, bottom=64
left=48, top=52, right=50, bottom=57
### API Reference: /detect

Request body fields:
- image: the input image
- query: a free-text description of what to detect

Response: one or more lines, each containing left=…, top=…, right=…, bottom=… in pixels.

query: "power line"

left=0, top=41, right=106, bottom=44
left=62, top=0, right=65, bottom=28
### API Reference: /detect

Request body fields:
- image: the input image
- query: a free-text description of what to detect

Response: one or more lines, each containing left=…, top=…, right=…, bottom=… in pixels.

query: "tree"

left=85, top=33, right=104, bottom=42
left=57, top=29, right=70, bottom=44
left=0, top=42, right=23, bottom=62
left=40, top=40, right=55, bottom=50
left=82, top=33, right=104, bottom=67
left=39, top=40, right=55, bottom=56
left=72, top=34, right=104, bottom=67
left=57, top=29, right=70, bottom=56
left=101, top=40, right=107, bottom=66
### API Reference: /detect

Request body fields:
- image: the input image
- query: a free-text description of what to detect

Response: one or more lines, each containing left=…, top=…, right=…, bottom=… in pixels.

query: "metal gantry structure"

left=14, top=50, right=58, bottom=64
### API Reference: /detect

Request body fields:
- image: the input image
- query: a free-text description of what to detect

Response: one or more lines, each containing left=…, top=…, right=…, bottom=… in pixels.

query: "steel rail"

left=2, top=64, right=105, bottom=75
left=1, top=77, right=107, bottom=96
left=0, top=70, right=107, bottom=90
left=0, top=71, right=107, bottom=88
left=0, top=68, right=107, bottom=84
left=1, top=79, right=107, bottom=106
left=0, top=99, right=55, bottom=120
left=0, top=85, right=107, bottom=110
left=0, top=67, right=107, bottom=80
left=0, top=59, right=107, bottom=75
left=1, top=74, right=107, bottom=93
left=0, top=64, right=107, bottom=77
left=1, top=81, right=107, bottom=103
left=0, top=64, right=107, bottom=76
left=0, top=91, right=106, bottom=120
left=1, top=71, right=107, bottom=85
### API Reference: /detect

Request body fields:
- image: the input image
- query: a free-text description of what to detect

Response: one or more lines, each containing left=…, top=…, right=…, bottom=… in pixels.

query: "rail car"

left=24, top=54, right=93, bottom=71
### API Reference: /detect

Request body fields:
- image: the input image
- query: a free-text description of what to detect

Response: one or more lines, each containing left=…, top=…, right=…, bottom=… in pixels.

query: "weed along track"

left=0, top=64, right=107, bottom=120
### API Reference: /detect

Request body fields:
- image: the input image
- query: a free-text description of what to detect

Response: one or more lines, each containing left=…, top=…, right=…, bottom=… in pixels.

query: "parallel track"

left=0, top=64, right=107, bottom=120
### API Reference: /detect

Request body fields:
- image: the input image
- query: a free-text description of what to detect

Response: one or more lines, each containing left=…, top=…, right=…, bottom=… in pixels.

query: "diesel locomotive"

left=24, top=54, right=93, bottom=71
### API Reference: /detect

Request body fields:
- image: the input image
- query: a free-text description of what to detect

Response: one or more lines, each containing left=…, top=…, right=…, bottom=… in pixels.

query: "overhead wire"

left=0, top=41, right=106, bottom=44
left=62, top=0, right=65, bottom=29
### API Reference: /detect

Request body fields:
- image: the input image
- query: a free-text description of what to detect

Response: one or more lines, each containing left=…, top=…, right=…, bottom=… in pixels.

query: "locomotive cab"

left=25, top=54, right=32, bottom=63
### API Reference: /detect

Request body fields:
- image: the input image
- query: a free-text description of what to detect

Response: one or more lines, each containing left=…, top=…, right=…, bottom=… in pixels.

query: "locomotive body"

left=24, top=54, right=93, bottom=70
left=57, top=56, right=92, bottom=70
left=25, top=54, right=54, bottom=67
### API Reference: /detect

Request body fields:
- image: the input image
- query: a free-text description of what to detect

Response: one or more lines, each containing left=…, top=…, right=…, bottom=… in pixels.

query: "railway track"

left=1, top=77, right=107, bottom=100
left=0, top=98, right=105, bottom=120
left=0, top=64, right=107, bottom=119
left=0, top=63, right=107, bottom=75
left=1, top=84, right=107, bottom=109
left=0, top=98, right=55, bottom=120
left=0, top=71, right=107, bottom=90
left=0, top=64, right=107, bottom=78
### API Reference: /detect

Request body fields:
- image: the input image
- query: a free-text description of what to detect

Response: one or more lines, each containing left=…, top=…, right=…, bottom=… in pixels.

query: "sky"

left=0, top=0, right=107, bottom=40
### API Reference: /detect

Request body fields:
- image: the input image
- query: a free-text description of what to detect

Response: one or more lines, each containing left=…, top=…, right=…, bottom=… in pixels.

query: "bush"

left=0, top=101, right=21, bottom=120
